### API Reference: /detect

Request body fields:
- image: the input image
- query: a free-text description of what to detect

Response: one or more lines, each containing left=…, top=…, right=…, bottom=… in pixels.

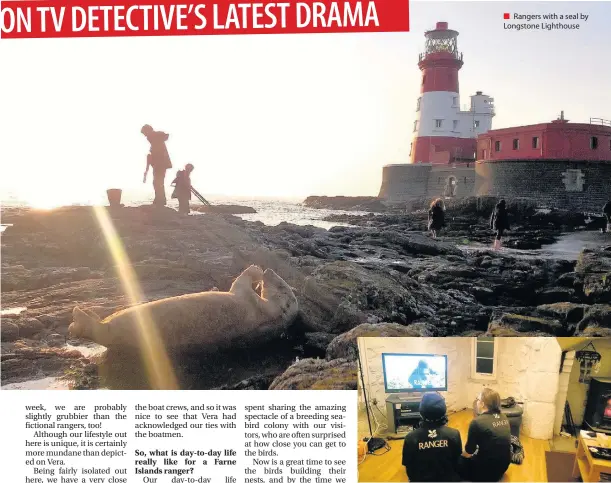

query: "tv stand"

left=386, top=394, right=424, bottom=434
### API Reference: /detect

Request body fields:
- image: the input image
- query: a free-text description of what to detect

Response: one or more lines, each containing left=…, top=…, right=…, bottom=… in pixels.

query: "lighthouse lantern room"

left=410, top=21, right=495, bottom=165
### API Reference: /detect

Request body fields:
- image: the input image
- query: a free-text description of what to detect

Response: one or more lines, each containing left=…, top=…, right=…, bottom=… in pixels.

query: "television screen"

left=382, top=353, right=448, bottom=393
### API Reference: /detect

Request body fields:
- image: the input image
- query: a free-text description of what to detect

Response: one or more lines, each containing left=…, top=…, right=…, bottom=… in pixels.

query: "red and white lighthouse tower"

left=410, top=22, right=495, bottom=164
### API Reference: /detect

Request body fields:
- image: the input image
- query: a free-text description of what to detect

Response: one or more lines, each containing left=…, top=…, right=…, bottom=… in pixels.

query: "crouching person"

left=171, top=163, right=194, bottom=215
left=402, top=392, right=462, bottom=482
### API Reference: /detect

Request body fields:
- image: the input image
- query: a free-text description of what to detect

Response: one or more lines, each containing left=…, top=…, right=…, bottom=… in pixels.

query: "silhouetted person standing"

left=428, top=198, right=446, bottom=239
left=490, top=199, right=510, bottom=250
left=142, top=124, right=172, bottom=206
left=603, top=201, right=611, bottom=233
left=171, top=164, right=194, bottom=215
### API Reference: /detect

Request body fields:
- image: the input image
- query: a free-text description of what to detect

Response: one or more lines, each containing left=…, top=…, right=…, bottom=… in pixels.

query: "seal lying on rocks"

left=69, top=265, right=298, bottom=350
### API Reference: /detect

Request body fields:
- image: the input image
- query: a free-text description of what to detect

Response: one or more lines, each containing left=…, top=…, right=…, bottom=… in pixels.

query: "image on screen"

left=382, top=353, right=448, bottom=392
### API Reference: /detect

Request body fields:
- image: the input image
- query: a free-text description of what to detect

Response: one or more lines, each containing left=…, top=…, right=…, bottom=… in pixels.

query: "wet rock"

left=583, top=273, right=611, bottom=303
left=325, top=322, right=439, bottom=361
left=556, top=272, right=584, bottom=289
left=47, top=333, right=65, bottom=347
left=1, top=322, right=19, bottom=342
left=269, top=358, right=357, bottom=390
left=506, top=239, right=542, bottom=250
left=15, top=318, right=44, bottom=338
left=0, top=347, right=85, bottom=383
left=576, top=305, right=611, bottom=335
left=379, top=231, right=462, bottom=257
left=535, top=287, right=575, bottom=304
left=536, top=302, right=587, bottom=325
left=298, top=261, right=440, bottom=333
left=303, top=332, right=336, bottom=355
left=216, top=375, right=276, bottom=390
left=487, top=313, right=565, bottom=336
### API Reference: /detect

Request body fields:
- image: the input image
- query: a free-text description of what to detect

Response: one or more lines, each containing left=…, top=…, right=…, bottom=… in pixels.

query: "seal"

left=69, top=265, right=298, bottom=350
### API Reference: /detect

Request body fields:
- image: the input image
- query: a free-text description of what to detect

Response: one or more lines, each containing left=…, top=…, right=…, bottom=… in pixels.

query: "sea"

left=0, top=189, right=371, bottom=230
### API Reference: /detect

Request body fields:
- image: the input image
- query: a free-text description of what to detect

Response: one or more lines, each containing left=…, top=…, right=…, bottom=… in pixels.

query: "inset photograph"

left=357, top=337, right=611, bottom=482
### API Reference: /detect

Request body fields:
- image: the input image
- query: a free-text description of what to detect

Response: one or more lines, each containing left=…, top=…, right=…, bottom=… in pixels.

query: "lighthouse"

left=410, top=22, right=495, bottom=164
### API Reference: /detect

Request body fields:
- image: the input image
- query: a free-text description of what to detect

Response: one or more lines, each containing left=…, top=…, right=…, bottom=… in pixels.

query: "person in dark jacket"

left=408, top=360, right=438, bottom=389
left=171, top=164, right=194, bottom=215
left=428, top=198, right=446, bottom=239
left=402, top=392, right=462, bottom=482
left=142, top=124, right=173, bottom=206
left=458, top=388, right=512, bottom=482
left=603, top=201, right=611, bottom=233
left=490, top=199, right=510, bottom=250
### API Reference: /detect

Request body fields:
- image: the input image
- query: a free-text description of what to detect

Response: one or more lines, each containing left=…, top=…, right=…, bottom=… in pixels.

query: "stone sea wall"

left=378, top=160, right=611, bottom=212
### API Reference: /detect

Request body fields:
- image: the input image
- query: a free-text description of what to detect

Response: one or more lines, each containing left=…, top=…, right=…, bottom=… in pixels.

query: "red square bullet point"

left=504, top=13, right=510, bottom=20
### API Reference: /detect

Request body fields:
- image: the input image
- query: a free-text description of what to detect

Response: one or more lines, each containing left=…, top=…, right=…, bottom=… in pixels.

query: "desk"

left=572, top=434, right=611, bottom=482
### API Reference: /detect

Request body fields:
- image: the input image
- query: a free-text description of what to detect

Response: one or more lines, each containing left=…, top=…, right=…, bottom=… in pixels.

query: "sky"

left=0, top=1, right=609, bottom=204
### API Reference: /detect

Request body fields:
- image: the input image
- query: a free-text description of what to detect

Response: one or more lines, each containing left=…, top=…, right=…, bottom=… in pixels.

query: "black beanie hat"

left=419, top=392, right=447, bottom=421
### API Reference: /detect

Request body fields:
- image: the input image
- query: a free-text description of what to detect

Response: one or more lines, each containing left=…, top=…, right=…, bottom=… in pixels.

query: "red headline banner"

left=0, top=0, right=409, bottom=39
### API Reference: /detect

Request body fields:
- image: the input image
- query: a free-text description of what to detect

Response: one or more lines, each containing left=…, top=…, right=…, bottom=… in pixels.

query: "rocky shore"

left=1, top=201, right=610, bottom=390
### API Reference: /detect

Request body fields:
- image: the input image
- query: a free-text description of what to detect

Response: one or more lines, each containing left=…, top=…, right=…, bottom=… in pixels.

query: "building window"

left=453, top=120, right=459, bottom=130
left=435, top=119, right=443, bottom=128
left=453, top=97, right=458, bottom=106
left=591, top=136, right=599, bottom=149
left=609, top=139, right=611, bottom=150
left=513, top=138, right=520, bottom=150
left=413, top=120, right=418, bottom=132
left=474, top=120, right=480, bottom=129
left=532, top=136, right=540, bottom=149
left=422, top=75, right=426, bottom=85
left=494, top=141, right=501, bottom=152
left=471, top=337, right=498, bottom=380
left=416, top=97, right=421, bottom=112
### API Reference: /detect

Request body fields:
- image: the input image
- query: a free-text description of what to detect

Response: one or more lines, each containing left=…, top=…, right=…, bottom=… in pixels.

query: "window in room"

left=471, top=337, right=498, bottom=380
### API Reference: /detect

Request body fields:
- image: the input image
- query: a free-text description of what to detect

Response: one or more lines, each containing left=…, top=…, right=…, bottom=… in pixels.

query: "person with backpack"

left=142, top=124, right=173, bottom=206
left=428, top=198, right=446, bottom=239
left=490, top=199, right=510, bottom=250
left=402, top=392, right=463, bottom=482
left=171, top=164, right=194, bottom=215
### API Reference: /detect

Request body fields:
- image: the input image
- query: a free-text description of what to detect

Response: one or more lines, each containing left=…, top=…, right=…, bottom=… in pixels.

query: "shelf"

left=577, top=455, right=596, bottom=482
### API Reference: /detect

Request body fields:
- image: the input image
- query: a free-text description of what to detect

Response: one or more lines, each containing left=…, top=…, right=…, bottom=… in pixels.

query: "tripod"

left=357, top=349, right=387, bottom=453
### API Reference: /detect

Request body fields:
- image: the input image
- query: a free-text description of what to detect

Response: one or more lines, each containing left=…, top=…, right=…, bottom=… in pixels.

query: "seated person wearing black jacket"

left=459, top=388, right=512, bottom=482
left=402, top=392, right=462, bottom=482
